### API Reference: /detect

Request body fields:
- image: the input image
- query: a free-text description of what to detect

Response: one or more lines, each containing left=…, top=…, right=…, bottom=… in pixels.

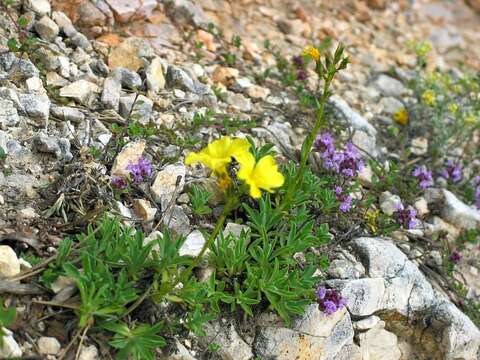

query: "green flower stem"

left=279, top=71, right=335, bottom=211
left=175, top=195, right=239, bottom=290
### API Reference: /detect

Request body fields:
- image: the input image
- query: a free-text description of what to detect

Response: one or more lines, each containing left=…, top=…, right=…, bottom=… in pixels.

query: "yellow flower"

left=465, top=113, right=477, bottom=126
left=185, top=136, right=250, bottom=175
left=421, top=89, right=436, bottom=106
left=393, top=108, right=409, bottom=126
left=237, top=152, right=284, bottom=199
left=302, top=46, right=320, bottom=61
left=447, top=103, right=458, bottom=113
left=365, top=209, right=380, bottom=234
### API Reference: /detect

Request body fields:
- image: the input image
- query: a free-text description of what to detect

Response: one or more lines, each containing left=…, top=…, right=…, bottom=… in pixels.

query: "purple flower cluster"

left=111, top=157, right=153, bottom=189
left=412, top=165, right=433, bottom=189
left=314, top=133, right=364, bottom=178
left=449, top=250, right=462, bottom=264
left=394, top=202, right=417, bottom=229
left=440, top=160, right=463, bottom=183
left=111, top=176, right=127, bottom=189
left=334, top=186, right=353, bottom=213
left=315, top=286, right=346, bottom=315
left=292, top=55, right=308, bottom=81
left=474, top=176, right=480, bottom=210
left=127, top=157, right=153, bottom=183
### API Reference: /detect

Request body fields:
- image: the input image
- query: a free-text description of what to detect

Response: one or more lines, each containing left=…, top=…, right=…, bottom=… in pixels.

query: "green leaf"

left=17, top=16, right=29, bottom=28
left=7, top=38, right=18, bottom=52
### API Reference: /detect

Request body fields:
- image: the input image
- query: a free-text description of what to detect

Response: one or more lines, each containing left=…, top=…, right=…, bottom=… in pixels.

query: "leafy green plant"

left=189, top=185, right=213, bottom=216
left=101, top=322, right=166, bottom=360
left=0, top=301, right=16, bottom=347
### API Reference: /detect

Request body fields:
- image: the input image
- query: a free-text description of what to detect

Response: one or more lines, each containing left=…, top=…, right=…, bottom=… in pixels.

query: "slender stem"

left=279, top=73, right=334, bottom=212
left=179, top=198, right=236, bottom=284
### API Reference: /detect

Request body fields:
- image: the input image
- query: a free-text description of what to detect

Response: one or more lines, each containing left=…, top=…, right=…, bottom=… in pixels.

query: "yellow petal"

left=237, top=153, right=284, bottom=198
left=236, top=151, right=256, bottom=180
left=252, top=155, right=285, bottom=192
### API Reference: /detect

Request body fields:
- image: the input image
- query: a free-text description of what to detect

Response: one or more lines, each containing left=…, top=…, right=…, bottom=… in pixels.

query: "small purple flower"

left=111, top=176, right=127, bottom=189
left=314, top=132, right=336, bottom=155
left=315, top=286, right=346, bottom=315
left=292, top=55, right=304, bottom=68
left=449, top=250, right=462, bottom=264
left=475, top=186, right=480, bottom=209
left=412, top=165, right=433, bottom=189
left=126, top=157, right=153, bottom=183
left=334, top=186, right=353, bottom=212
left=440, top=160, right=463, bottom=183
left=296, top=70, right=308, bottom=81
left=338, top=143, right=364, bottom=178
left=394, top=202, right=417, bottom=229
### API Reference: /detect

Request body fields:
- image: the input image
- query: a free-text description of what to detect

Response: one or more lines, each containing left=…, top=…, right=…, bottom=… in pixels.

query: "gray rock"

left=255, top=308, right=354, bottom=360
left=169, top=340, right=197, bottom=360
left=379, top=96, right=404, bottom=115
left=101, top=75, right=122, bottom=111
left=329, top=95, right=377, bottom=137
left=352, top=130, right=377, bottom=158
left=227, top=92, right=252, bottom=112
left=38, top=336, right=61, bottom=355
left=119, top=94, right=153, bottom=123
left=327, top=278, right=386, bottom=316
left=0, top=99, right=20, bottom=128
left=59, top=80, right=99, bottom=105
left=151, top=163, right=186, bottom=208
left=441, top=189, right=480, bottom=229
left=353, top=237, right=437, bottom=314
left=27, top=0, right=51, bottom=15
left=353, top=315, right=381, bottom=331
left=429, top=27, right=464, bottom=54
left=328, top=259, right=363, bottom=279
left=112, top=68, right=142, bottom=89
left=33, top=133, right=73, bottom=161
left=165, top=0, right=206, bottom=27
left=19, top=94, right=50, bottom=121
left=162, top=205, right=190, bottom=236
left=358, top=327, right=402, bottom=360
left=0, top=245, right=20, bottom=277
left=0, top=53, right=16, bottom=72
left=70, top=31, right=93, bottom=52
left=166, top=65, right=196, bottom=92
left=51, top=105, right=85, bottom=122
left=0, top=328, right=22, bottom=358
left=372, top=74, right=407, bottom=98
left=427, top=301, right=480, bottom=360
left=34, top=16, right=59, bottom=41
left=180, top=230, right=206, bottom=257
left=201, top=321, right=253, bottom=360
left=146, top=57, right=166, bottom=92
left=9, top=58, right=40, bottom=79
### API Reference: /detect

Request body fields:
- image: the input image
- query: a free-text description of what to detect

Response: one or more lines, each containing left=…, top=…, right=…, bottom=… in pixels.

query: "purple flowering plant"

left=111, top=156, right=153, bottom=190
left=412, top=165, right=433, bottom=189
left=394, top=202, right=417, bottom=229
left=315, top=285, right=346, bottom=315
left=440, top=160, right=463, bottom=184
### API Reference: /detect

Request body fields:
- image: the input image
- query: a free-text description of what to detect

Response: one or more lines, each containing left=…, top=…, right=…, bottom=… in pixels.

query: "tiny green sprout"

left=189, top=185, right=213, bottom=216
left=207, top=343, right=221, bottom=352
left=232, top=35, right=242, bottom=48
left=17, top=16, right=29, bottom=28
left=0, top=146, right=6, bottom=161
left=7, top=38, right=18, bottom=52
left=0, top=301, right=16, bottom=348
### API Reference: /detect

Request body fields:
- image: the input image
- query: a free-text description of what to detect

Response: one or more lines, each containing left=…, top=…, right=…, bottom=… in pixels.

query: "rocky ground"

left=0, top=0, right=480, bottom=359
